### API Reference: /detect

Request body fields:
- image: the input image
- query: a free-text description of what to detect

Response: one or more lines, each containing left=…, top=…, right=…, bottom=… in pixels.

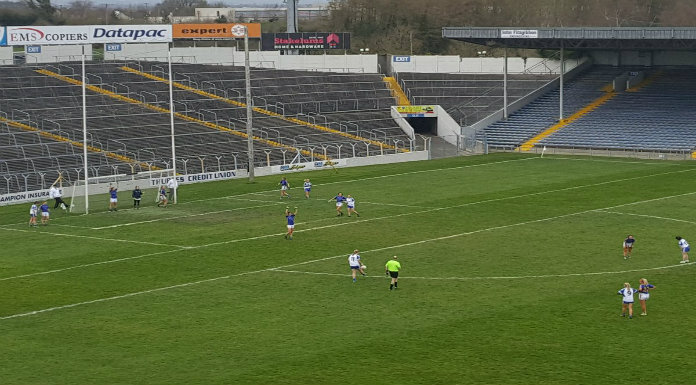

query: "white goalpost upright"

left=81, top=45, right=90, bottom=214
left=167, top=45, right=178, bottom=204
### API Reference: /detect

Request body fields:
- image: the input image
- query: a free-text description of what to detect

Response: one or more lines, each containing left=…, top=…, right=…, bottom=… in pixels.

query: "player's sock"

left=390, top=284, right=394, bottom=290
left=394, top=282, right=398, bottom=288
left=353, top=278, right=356, bottom=282
left=356, top=213, right=360, bottom=217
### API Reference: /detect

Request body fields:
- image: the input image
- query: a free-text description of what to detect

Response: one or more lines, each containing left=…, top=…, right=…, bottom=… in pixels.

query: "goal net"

left=69, top=169, right=174, bottom=214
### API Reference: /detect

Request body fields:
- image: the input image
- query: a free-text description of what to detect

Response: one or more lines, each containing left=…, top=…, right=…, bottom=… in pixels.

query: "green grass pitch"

left=1, top=152, right=695, bottom=384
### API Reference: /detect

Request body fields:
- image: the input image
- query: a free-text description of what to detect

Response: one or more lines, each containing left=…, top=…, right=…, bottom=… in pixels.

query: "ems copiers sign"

left=6, top=25, right=172, bottom=46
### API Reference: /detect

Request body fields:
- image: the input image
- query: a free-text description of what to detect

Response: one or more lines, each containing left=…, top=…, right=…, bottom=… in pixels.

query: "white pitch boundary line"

left=543, top=156, right=687, bottom=166
left=3, top=170, right=696, bottom=284
left=271, top=262, right=694, bottom=281
left=2, top=191, right=696, bottom=320
left=598, top=210, right=696, bottom=226
left=0, top=226, right=185, bottom=248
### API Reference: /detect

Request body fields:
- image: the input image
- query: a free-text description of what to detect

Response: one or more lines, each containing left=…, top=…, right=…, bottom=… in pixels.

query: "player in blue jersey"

left=132, top=186, right=143, bottom=209
left=285, top=206, right=298, bottom=240
left=280, top=177, right=290, bottom=198
left=329, top=192, right=346, bottom=216
left=623, top=235, right=635, bottom=260
left=157, top=185, right=168, bottom=207
left=637, top=278, right=656, bottom=316
left=29, top=201, right=38, bottom=227
left=303, top=179, right=312, bottom=199
left=676, top=236, right=690, bottom=263
left=108, top=186, right=118, bottom=212
left=39, top=201, right=50, bottom=225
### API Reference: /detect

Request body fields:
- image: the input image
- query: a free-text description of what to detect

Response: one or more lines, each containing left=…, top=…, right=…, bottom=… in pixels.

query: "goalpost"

left=69, top=169, right=174, bottom=214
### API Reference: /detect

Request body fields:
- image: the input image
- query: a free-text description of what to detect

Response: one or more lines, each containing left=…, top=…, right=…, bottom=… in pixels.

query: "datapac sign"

left=5, top=25, right=172, bottom=46
left=0, top=26, right=6, bottom=46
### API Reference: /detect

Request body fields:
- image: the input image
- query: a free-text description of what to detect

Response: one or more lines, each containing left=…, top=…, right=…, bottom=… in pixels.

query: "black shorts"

left=389, top=271, right=399, bottom=278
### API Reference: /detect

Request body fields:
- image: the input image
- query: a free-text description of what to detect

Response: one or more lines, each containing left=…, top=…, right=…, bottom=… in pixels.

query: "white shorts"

left=41, top=212, right=49, bottom=217
left=639, top=293, right=650, bottom=301
left=287, top=224, right=294, bottom=229
left=110, top=198, right=117, bottom=203
left=336, top=202, right=343, bottom=207
left=281, top=186, right=288, bottom=191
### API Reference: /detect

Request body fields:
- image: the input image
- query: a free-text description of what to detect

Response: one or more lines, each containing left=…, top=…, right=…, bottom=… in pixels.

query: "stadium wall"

left=104, top=44, right=379, bottom=72
left=391, top=55, right=587, bottom=74
left=26, top=44, right=93, bottom=64
left=0, top=47, right=12, bottom=65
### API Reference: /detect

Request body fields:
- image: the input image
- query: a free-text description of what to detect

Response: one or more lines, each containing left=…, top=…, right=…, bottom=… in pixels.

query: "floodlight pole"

left=244, top=26, right=255, bottom=182
left=81, top=45, right=89, bottom=214
left=168, top=45, right=178, bottom=203
left=559, top=41, right=565, bottom=121
left=503, top=47, right=508, bottom=119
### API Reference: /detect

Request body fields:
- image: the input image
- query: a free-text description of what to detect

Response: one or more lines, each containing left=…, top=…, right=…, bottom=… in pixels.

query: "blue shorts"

left=304, top=188, right=311, bottom=192
left=350, top=265, right=361, bottom=270
left=623, top=301, right=634, bottom=304
left=684, top=247, right=690, bottom=252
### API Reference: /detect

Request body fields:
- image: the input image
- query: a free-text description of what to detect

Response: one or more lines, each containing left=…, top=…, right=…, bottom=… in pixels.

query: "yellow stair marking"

left=517, top=91, right=617, bottom=152
left=36, top=69, right=329, bottom=161
left=383, top=77, right=410, bottom=106
left=119, top=66, right=405, bottom=152
left=0, top=116, right=157, bottom=170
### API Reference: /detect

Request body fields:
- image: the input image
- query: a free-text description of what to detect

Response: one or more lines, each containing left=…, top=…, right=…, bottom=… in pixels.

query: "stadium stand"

left=537, top=68, right=696, bottom=152
left=0, top=62, right=414, bottom=194
left=397, top=72, right=556, bottom=126
left=479, top=66, right=626, bottom=149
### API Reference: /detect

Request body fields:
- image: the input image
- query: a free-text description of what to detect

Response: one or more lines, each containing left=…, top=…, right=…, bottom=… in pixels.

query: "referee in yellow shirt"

left=385, top=256, right=401, bottom=290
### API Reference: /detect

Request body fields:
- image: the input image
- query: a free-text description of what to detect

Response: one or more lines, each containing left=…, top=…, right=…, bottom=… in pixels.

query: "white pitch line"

left=90, top=202, right=285, bottom=230
left=3, top=190, right=696, bottom=320
left=272, top=262, right=694, bottom=281
left=0, top=249, right=182, bottom=282
left=0, top=226, right=184, bottom=248
left=0, top=268, right=268, bottom=321
left=543, top=156, right=685, bottom=166
left=598, top=210, right=696, bottom=226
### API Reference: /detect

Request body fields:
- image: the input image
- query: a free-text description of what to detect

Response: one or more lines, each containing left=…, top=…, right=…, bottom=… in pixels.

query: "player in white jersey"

left=348, top=249, right=366, bottom=282
left=346, top=195, right=360, bottom=217
left=29, top=201, right=38, bottom=227
left=303, top=179, right=312, bottom=199
left=617, top=282, right=637, bottom=319
left=676, top=236, right=690, bottom=263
